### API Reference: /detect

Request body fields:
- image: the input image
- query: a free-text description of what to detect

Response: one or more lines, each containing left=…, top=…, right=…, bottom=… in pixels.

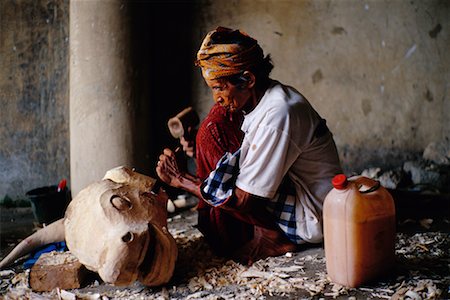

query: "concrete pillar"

left=70, top=1, right=134, bottom=196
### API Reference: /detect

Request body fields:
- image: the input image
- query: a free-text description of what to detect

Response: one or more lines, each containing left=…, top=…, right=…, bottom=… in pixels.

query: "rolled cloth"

left=196, top=27, right=264, bottom=80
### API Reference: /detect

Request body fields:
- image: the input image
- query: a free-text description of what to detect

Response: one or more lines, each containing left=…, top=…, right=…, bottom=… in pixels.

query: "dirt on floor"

left=0, top=203, right=449, bottom=299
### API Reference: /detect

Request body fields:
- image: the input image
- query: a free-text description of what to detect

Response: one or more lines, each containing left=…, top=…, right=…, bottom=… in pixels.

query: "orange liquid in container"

left=323, top=175, right=396, bottom=287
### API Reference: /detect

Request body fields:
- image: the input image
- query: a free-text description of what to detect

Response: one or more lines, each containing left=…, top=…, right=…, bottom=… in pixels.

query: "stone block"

left=29, top=251, right=89, bottom=292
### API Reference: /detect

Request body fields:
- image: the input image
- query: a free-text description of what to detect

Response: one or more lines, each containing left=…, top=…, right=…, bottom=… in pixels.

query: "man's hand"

left=156, top=148, right=203, bottom=198
left=156, top=148, right=183, bottom=188
left=180, top=136, right=195, bottom=158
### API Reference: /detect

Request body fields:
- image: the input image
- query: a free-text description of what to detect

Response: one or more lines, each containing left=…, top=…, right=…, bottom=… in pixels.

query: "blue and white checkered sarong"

left=200, top=149, right=241, bottom=206
left=200, top=149, right=305, bottom=244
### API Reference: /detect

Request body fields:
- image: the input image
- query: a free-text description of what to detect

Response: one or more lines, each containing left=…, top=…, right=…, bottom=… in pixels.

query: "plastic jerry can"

left=323, top=174, right=396, bottom=287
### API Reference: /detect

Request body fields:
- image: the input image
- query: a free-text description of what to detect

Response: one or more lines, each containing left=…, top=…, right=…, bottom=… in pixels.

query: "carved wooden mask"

left=64, top=166, right=177, bottom=286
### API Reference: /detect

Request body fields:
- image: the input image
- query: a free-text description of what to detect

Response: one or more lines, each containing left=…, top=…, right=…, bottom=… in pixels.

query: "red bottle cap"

left=332, top=174, right=348, bottom=190
left=57, top=179, right=67, bottom=192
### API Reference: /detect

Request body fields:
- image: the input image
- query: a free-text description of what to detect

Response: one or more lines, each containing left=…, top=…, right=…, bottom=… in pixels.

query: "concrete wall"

left=0, top=0, right=195, bottom=200
left=0, top=0, right=448, bottom=200
left=191, top=0, right=449, bottom=172
left=0, top=0, right=69, bottom=199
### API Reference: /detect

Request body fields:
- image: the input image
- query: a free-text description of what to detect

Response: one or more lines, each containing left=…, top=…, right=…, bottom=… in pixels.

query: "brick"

left=29, top=251, right=89, bottom=292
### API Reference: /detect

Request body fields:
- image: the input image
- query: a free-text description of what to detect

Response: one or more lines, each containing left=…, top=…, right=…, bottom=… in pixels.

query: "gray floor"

left=0, top=206, right=449, bottom=299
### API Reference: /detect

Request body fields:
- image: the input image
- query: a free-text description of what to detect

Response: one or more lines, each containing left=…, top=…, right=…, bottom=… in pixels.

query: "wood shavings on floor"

left=0, top=210, right=448, bottom=299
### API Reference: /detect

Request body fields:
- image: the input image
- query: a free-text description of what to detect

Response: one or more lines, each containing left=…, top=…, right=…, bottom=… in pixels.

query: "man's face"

left=205, top=77, right=252, bottom=113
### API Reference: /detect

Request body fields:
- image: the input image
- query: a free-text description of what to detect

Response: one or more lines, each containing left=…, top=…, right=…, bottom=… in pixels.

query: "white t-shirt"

left=235, top=80, right=342, bottom=243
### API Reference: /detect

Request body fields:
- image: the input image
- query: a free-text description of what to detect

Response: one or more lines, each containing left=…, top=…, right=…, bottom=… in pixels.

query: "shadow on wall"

left=128, top=1, right=196, bottom=177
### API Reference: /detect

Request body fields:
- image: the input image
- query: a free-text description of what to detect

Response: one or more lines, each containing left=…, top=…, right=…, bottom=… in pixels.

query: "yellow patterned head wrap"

left=196, top=27, right=264, bottom=80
